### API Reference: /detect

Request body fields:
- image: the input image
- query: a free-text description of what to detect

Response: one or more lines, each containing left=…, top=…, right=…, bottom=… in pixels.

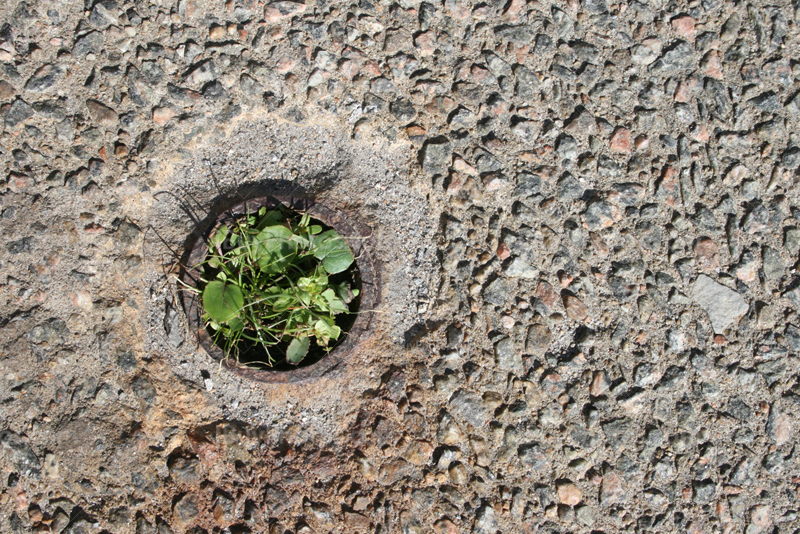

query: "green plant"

left=189, top=204, right=360, bottom=366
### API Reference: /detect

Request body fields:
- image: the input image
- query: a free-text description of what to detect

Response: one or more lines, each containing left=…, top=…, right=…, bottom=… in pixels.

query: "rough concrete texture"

left=0, top=0, right=799, bottom=532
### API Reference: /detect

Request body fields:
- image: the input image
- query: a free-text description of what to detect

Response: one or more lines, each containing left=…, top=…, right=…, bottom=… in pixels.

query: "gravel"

left=0, top=0, right=799, bottom=532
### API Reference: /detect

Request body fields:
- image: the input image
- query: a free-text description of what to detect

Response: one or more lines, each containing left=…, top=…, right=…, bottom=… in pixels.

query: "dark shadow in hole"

left=171, top=168, right=347, bottom=269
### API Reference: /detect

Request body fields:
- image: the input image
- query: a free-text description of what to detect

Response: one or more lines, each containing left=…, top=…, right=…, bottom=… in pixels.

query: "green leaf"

left=314, top=319, right=341, bottom=346
left=297, top=276, right=313, bottom=291
left=321, top=288, right=348, bottom=313
left=328, top=297, right=349, bottom=314
left=227, top=316, right=245, bottom=331
left=256, top=209, right=284, bottom=230
left=198, top=207, right=360, bottom=366
left=252, top=225, right=297, bottom=274
left=290, top=233, right=311, bottom=250
left=202, top=280, right=244, bottom=323
left=313, top=230, right=355, bottom=274
left=209, top=224, right=228, bottom=250
left=286, top=336, right=310, bottom=364
left=313, top=265, right=328, bottom=287
left=321, top=288, right=336, bottom=301
left=294, top=308, right=312, bottom=326
left=330, top=324, right=342, bottom=340
left=297, top=267, right=328, bottom=294
left=335, top=282, right=358, bottom=303
left=273, top=294, right=295, bottom=311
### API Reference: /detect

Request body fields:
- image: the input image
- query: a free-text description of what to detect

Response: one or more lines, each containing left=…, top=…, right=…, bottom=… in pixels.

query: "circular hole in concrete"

left=180, top=195, right=380, bottom=383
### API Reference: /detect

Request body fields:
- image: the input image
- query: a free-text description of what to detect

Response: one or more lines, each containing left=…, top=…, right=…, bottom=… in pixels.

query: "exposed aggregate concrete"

left=1, top=0, right=800, bottom=532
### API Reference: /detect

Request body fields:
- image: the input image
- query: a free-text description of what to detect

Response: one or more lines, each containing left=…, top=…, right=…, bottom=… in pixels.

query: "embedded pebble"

left=691, top=275, right=749, bottom=333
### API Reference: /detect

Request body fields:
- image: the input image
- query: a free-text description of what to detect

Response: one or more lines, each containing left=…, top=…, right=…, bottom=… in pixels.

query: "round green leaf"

left=286, top=336, right=310, bottom=364
left=323, top=249, right=355, bottom=274
left=313, top=230, right=354, bottom=274
left=202, top=280, right=244, bottom=323
left=252, top=225, right=297, bottom=274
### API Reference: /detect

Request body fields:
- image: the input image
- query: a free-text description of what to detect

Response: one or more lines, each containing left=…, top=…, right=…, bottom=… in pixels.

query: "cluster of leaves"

left=196, top=205, right=359, bottom=365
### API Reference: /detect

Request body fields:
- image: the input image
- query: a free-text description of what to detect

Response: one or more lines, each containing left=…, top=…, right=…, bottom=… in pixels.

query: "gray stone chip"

left=494, top=337, right=523, bottom=373
left=420, top=139, right=451, bottom=175
left=503, top=257, right=537, bottom=279
left=0, top=430, right=41, bottom=478
left=4, top=98, right=34, bottom=127
left=73, top=31, right=104, bottom=57
left=690, top=275, right=749, bottom=333
left=449, top=389, right=489, bottom=428
left=25, top=64, right=63, bottom=92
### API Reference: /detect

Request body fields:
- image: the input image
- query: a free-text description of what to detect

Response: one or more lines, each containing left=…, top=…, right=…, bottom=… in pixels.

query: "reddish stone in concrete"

left=748, top=505, right=772, bottom=534
left=557, top=481, right=582, bottom=506
left=702, top=50, right=723, bottom=80
left=600, top=472, right=626, bottom=504
left=563, top=294, right=589, bottom=322
left=209, top=25, right=225, bottom=40
left=674, top=77, right=700, bottom=102
left=344, top=512, right=371, bottom=532
left=433, top=518, right=459, bottom=534
left=536, top=281, right=559, bottom=309
left=690, top=124, right=710, bottom=143
left=674, top=82, right=692, bottom=102
left=497, top=242, right=511, bottom=260
left=7, top=172, right=32, bottom=193
left=471, top=65, right=493, bottom=84
left=767, top=404, right=793, bottom=446
left=153, top=107, right=176, bottom=125
left=609, top=127, right=631, bottom=154
left=414, top=31, right=436, bottom=57
left=590, top=371, right=610, bottom=397
left=671, top=15, right=695, bottom=40
left=275, top=55, right=297, bottom=73
left=656, top=165, right=681, bottom=208
left=404, top=440, right=434, bottom=465
left=0, top=80, right=15, bottom=100
left=503, top=0, right=527, bottom=23
left=694, top=238, right=720, bottom=272
left=86, top=99, right=118, bottom=129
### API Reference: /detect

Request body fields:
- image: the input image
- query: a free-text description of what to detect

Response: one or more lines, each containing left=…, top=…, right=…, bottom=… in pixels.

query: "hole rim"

left=180, top=195, right=381, bottom=384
